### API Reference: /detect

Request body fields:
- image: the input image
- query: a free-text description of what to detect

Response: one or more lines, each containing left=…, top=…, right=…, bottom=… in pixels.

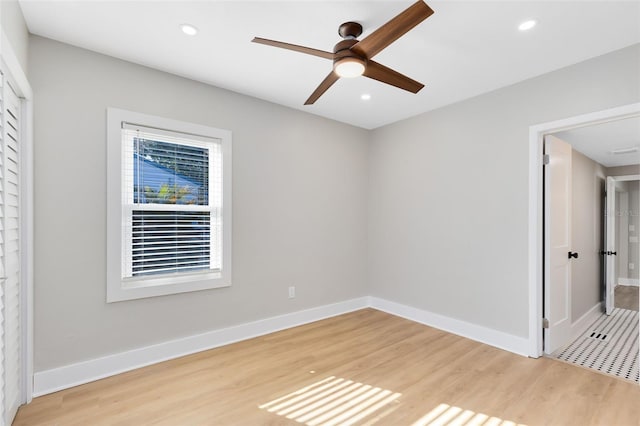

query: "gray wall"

left=368, top=44, right=640, bottom=338
left=28, top=33, right=640, bottom=371
left=1, top=0, right=29, bottom=73
left=607, top=165, right=640, bottom=177
left=29, top=36, right=369, bottom=371
left=570, top=149, right=605, bottom=321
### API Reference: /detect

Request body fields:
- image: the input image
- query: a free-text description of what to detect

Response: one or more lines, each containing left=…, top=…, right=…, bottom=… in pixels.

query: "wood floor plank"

left=15, top=309, right=640, bottom=425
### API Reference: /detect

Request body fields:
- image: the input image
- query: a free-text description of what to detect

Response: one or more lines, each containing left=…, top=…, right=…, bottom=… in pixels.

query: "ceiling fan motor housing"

left=338, top=21, right=363, bottom=39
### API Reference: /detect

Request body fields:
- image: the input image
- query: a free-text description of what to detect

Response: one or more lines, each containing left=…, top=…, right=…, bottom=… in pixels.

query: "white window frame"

left=106, top=108, right=232, bottom=302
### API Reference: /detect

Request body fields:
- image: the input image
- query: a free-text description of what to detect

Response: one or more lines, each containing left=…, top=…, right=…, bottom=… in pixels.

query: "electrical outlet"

left=288, top=286, right=296, bottom=299
left=630, top=263, right=635, bottom=270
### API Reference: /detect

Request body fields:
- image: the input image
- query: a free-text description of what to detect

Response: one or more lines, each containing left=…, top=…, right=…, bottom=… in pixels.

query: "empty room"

left=0, top=0, right=639, bottom=425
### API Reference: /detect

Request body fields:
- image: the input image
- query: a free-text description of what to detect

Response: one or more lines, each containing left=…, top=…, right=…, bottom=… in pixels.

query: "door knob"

left=568, top=251, right=579, bottom=259
left=607, top=251, right=617, bottom=256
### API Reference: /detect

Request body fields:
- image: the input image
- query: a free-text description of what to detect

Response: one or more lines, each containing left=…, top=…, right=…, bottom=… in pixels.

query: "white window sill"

left=107, top=270, right=230, bottom=303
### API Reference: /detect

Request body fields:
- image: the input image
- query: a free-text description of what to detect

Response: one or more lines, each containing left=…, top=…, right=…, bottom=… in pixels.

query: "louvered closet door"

left=0, top=71, right=6, bottom=426
left=1, top=73, right=21, bottom=425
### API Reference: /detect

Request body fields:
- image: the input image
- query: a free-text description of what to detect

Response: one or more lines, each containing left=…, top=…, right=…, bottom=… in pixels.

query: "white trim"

left=1, top=29, right=34, bottom=404
left=570, top=303, right=603, bottom=341
left=0, top=32, right=32, bottom=100
left=19, top=85, right=33, bottom=406
left=611, top=174, right=640, bottom=183
left=528, top=102, right=640, bottom=358
left=33, top=297, right=369, bottom=397
left=33, top=295, right=539, bottom=397
left=528, top=125, right=545, bottom=358
left=618, top=278, right=640, bottom=287
left=369, top=297, right=530, bottom=357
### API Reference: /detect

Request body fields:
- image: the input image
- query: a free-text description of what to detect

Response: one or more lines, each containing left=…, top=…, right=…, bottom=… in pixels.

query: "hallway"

left=555, top=308, right=639, bottom=383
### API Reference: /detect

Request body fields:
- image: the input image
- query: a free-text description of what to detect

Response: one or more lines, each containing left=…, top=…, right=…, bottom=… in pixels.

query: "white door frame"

left=606, top=174, right=640, bottom=315
left=527, top=102, right=640, bottom=358
left=1, top=31, right=34, bottom=403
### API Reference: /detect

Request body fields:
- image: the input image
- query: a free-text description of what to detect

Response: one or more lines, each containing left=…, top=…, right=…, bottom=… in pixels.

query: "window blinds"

left=121, top=124, right=222, bottom=279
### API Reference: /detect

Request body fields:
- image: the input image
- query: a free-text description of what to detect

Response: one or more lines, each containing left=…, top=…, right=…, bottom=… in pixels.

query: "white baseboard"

left=34, top=295, right=533, bottom=397
left=369, top=297, right=530, bottom=357
left=570, top=303, right=603, bottom=340
left=33, top=297, right=369, bottom=397
left=618, top=278, right=640, bottom=287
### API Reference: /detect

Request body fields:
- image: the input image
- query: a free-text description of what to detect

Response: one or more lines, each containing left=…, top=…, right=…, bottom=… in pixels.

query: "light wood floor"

left=15, top=309, right=640, bottom=426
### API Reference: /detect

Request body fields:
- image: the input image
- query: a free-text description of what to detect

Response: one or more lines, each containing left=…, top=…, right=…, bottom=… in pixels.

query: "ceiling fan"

left=252, top=0, right=434, bottom=105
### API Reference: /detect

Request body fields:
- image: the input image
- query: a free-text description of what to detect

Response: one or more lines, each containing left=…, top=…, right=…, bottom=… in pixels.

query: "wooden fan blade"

left=363, top=60, right=424, bottom=93
left=304, top=72, right=340, bottom=105
left=252, top=37, right=334, bottom=60
left=351, top=1, right=434, bottom=59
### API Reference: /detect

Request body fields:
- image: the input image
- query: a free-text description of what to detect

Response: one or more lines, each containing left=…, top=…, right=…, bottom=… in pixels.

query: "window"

left=107, top=109, right=231, bottom=302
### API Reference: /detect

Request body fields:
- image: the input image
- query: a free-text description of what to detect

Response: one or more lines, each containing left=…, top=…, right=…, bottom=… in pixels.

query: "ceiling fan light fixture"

left=334, top=57, right=366, bottom=78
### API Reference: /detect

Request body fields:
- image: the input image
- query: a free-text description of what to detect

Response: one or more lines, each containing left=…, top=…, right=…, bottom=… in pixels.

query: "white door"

left=604, top=177, right=616, bottom=315
left=0, top=72, right=22, bottom=425
left=544, top=135, right=574, bottom=354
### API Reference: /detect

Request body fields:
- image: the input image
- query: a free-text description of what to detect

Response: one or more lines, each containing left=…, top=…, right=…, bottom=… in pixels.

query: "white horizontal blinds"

left=121, top=123, right=222, bottom=278
left=2, top=78, right=21, bottom=424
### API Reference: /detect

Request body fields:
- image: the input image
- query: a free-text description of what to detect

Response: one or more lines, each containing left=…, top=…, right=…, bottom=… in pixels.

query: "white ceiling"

left=18, top=0, right=640, bottom=129
left=554, top=116, right=640, bottom=168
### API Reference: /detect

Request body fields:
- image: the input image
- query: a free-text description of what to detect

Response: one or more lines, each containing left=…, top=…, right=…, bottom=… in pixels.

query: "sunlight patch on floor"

left=411, top=403, right=527, bottom=426
left=259, top=375, right=402, bottom=426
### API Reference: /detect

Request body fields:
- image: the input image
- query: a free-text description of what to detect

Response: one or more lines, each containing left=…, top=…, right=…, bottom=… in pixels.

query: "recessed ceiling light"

left=180, top=24, right=198, bottom=36
left=610, top=146, right=639, bottom=155
left=518, top=20, right=537, bottom=31
left=361, top=94, right=371, bottom=101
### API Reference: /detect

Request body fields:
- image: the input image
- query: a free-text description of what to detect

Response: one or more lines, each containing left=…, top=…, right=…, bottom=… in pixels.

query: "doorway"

left=543, top=131, right=638, bottom=382
left=606, top=175, right=640, bottom=314
left=527, top=103, right=640, bottom=361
